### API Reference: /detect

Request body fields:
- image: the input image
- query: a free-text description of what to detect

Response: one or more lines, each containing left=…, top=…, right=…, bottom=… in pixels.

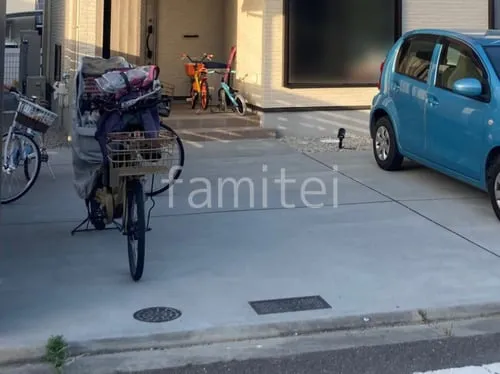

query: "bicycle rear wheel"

left=126, top=179, right=146, bottom=281
left=234, top=93, right=247, bottom=116
left=1, top=131, right=42, bottom=204
left=145, top=122, right=185, bottom=197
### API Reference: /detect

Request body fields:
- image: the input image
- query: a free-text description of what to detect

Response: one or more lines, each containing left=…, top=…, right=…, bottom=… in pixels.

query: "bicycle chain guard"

left=94, top=186, right=124, bottom=224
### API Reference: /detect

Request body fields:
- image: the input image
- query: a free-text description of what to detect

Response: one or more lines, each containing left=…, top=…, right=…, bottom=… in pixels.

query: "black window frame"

left=102, top=0, right=111, bottom=59
left=54, top=44, right=62, bottom=82
left=283, top=0, right=402, bottom=89
left=434, top=37, right=491, bottom=103
left=394, top=34, right=439, bottom=84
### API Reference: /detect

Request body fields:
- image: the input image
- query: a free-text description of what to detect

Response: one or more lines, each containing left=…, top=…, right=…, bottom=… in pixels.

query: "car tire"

left=372, top=116, right=404, bottom=171
left=487, top=155, right=500, bottom=221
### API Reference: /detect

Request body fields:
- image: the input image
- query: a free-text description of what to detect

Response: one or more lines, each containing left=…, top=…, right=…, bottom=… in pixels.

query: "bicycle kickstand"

left=46, top=159, right=56, bottom=180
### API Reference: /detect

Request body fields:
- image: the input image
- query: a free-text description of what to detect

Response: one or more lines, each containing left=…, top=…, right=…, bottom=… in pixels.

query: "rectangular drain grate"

left=249, top=295, right=332, bottom=315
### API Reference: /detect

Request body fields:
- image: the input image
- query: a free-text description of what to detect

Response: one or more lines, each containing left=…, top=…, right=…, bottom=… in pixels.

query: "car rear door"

left=425, top=37, right=490, bottom=180
left=390, top=34, right=439, bottom=156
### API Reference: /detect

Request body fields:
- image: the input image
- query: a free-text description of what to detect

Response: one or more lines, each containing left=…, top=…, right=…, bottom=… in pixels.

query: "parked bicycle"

left=181, top=52, right=214, bottom=112
left=210, top=69, right=248, bottom=116
left=1, top=87, right=58, bottom=204
left=71, top=76, right=179, bottom=281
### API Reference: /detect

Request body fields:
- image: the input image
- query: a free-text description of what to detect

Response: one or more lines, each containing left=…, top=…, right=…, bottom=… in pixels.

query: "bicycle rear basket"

left=106, top=130, right=178, bottom=187
left=15, top=98, right=58, bottom=133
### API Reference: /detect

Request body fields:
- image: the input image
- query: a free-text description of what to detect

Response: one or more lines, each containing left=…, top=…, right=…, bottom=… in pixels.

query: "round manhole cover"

left=133, top=307, right=182, bottom=323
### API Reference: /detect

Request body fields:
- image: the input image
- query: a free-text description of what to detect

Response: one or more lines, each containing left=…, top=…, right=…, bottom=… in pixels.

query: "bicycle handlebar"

left=181, top=52, right=214, bottom=64
left=90, top=87, right=165, bottom=112
left=208, top=70, right=237, bottom=75
left=6, top=86, right=48, bottom=107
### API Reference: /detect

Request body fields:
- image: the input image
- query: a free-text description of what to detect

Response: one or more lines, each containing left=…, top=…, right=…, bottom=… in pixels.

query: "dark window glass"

left=484, top=46, right=500, bottom=78
left=286, top=0, right=397, bottom=86
left=395, top=37, right=435, bottom=82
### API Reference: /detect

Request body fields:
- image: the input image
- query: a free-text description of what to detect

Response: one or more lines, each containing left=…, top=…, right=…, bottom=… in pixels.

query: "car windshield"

left=484, top=45, right=500, bottom=77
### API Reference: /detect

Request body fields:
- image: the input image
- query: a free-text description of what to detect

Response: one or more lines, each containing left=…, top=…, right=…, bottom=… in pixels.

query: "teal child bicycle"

left=211, top=69, right=247, bottom=116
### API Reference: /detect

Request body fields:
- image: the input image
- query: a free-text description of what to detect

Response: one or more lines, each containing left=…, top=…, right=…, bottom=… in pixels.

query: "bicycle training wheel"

left=126, top=179, right=146, bottom=281
left=1, top=131, right=42, bottom=204
left=200, top=80, right=209, bottom=110
left=145, top=122, right=185, bottom=197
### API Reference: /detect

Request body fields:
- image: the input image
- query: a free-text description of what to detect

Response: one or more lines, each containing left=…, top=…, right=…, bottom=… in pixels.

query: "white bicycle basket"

left=14, top=98, right=58, bottom=133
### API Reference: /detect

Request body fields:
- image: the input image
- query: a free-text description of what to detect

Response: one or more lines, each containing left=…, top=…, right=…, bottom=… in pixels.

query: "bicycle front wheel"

left=1, top=131, right=42, bottom=204
left=126, top=179, right=146, bottom=281
left=200, top=80, right=209, bottom=110
left=145, top=122, right=185, bottom=197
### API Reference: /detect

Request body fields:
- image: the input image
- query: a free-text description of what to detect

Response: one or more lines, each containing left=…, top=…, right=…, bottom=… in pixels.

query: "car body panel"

left=370, top=28, right=500, bottom=191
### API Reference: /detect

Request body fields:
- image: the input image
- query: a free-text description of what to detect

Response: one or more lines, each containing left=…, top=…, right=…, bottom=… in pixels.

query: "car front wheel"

left=487, top=156, right=500, bottom=221
left=372, top=116, right=404, bottom=171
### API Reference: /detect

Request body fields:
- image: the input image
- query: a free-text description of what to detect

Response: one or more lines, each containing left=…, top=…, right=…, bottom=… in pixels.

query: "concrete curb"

left=2, top=301, right=500, bottom=367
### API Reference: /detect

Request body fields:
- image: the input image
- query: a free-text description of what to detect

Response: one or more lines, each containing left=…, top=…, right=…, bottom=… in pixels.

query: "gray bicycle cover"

left=71, top=55, right=131, bottom=200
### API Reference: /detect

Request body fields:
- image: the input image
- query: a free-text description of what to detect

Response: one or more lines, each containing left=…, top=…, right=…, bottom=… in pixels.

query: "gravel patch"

left=278, top=134, right=372, bottom=154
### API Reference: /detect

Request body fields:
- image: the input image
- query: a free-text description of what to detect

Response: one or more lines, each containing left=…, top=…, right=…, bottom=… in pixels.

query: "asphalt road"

left=135, top=333, right=500, bottom=374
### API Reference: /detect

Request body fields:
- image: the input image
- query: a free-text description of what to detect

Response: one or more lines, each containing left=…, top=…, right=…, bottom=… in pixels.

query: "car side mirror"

left=452, top=78, right=482, bottom=97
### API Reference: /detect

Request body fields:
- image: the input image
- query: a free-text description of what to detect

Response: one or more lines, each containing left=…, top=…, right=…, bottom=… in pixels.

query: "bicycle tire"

left=218, top=87, right=227, bottom=112
left=190, top=86, right=197, bottom=110
left=24, top=159, right=30, bottom=181
left=145, top=122, right=185, bottom=196
left=235, top=93, right=247, bottom=116
left=23, top=134, right=37, bottom=181
left=1, top=131, right=42, bottom=204
left=200, top=80, right=209, bottom=110
left=126, top=179, right=146, bottom=282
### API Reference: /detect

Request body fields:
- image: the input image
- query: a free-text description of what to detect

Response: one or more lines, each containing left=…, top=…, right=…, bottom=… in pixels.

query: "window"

left=436, top=41, right=489, bottom=100
left=484, top=46, right=500, bottom=78
left=54, top=44, right=62, bottom=82
left=395, top=37, right=436, bottom=82
left=284, top=0, right=400, bottom=87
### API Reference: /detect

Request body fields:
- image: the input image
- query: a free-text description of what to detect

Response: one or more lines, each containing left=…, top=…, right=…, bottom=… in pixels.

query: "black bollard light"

left=337, top=128, right=346, bottom=149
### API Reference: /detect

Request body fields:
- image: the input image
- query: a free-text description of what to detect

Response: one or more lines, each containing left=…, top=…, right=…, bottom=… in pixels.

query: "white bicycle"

left=1, top=87, right=58, bottom=204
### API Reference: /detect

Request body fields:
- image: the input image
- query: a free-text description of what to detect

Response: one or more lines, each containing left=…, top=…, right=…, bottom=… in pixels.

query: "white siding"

left=402, top=0, right=488, bottom=32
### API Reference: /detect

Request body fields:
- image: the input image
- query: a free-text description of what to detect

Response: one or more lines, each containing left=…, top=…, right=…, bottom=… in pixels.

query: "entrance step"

left=174, top=126, right=277, bottom=142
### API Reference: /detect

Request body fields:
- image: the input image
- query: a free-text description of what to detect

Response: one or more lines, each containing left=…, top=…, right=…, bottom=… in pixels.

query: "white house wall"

left=402, top=0, right=488, bottom=32
left=258, top=0, right=490, bottom=111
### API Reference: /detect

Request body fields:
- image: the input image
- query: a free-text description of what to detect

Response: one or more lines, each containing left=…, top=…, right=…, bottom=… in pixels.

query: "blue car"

left=370, top=29, right=500, bottom=221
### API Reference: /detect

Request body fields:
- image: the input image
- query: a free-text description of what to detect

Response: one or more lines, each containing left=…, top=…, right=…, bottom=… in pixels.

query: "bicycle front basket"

left=106, top=130, right=177, bottom=187
left=15, top=98, right=58, bottom=133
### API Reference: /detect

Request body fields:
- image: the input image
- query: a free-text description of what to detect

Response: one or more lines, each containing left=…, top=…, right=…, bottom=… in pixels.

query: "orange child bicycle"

left=181, top=53, right=214, bottom=111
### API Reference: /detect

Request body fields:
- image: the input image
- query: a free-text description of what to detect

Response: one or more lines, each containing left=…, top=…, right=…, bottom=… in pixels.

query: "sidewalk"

left=1, top=139, right=500, bottom=365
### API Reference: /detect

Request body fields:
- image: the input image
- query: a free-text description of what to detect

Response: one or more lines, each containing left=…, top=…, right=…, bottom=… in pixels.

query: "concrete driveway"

left=1, top=139, right=500, bottom=363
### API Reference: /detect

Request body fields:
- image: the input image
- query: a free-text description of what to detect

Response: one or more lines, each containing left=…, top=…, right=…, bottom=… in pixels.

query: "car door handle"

left=392, top=82, right=400, bottom=92
left=427, top=95, right=439, bottom=107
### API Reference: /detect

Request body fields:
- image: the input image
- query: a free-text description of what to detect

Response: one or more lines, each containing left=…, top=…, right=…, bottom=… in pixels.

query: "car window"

left=483, top=46, right=500, bottom=78
left=436, top=42, right=488, bottom=99
left=395, top=37, right=436, bottom=82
